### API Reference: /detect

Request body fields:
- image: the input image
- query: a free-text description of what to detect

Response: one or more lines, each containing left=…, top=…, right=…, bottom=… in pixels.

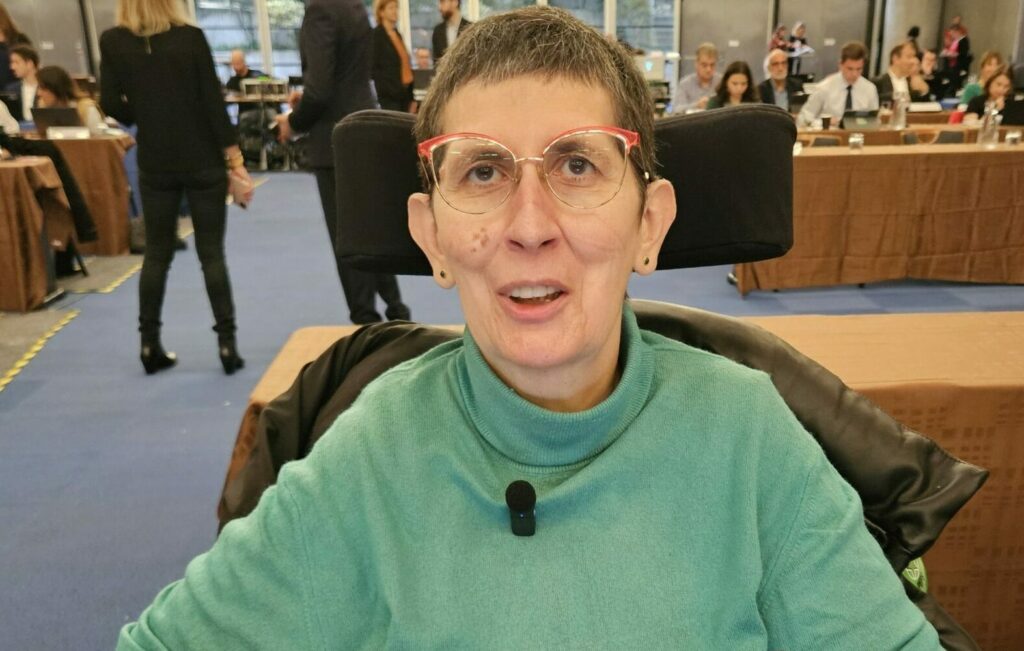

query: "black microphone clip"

left=505, top=480, right=536, bottom=537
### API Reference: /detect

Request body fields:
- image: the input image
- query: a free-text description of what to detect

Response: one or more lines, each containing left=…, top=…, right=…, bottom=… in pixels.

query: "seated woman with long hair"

left=706, top=60, right=760, bottom=108
left=35, top=65, right=105, bottom=130
left=964, top=65, right=1014, bottom=123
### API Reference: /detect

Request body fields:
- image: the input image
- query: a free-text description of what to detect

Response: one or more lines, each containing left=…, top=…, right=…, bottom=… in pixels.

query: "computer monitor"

left=634, top=53, right=666, bottom=82
left=413, top=69, right=435, bottom=91
left=32, top=107, right=83, bottom=132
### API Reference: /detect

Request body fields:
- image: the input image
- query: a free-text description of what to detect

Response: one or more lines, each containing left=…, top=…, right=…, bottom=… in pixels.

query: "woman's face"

left=726, top=73, right=748, bottom=101
left=381, top=1, right=398, bottom=25
left=36, top=87, right=57, bottom=108
left=981, top=57, right=1001, bottom=80
left=409, top=76, right=675, bottom=409
left=989, top=74, right=1011, bottom=100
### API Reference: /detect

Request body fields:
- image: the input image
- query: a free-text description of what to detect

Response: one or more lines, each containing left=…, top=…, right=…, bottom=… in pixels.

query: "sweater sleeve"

left=99, top=32, right=133, bottom=126
left=116, top=468, right=321, bottom=650
left=755, top=387, right=941, bottom=650
left=192, top=27, right=237, bottom=149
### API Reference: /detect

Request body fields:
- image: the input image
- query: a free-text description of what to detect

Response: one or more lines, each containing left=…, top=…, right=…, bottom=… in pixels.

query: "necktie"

left=845, top=85, right=853, bottom=111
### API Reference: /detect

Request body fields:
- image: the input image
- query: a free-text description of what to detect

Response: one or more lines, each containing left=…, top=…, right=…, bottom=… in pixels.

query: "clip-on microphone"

left=505, top=480, right=536, bottom=537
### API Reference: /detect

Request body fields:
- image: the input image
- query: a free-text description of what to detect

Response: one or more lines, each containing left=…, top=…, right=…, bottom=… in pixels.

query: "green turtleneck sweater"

left=119, top=307, right=939, bottom=650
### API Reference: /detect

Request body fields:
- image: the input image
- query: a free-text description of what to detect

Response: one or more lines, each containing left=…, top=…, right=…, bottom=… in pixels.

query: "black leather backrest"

left=332, top=105, right=795, bottom=274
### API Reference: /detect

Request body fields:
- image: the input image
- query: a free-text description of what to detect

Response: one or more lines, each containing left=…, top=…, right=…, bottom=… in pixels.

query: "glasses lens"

left=542, top=132, right=629, bottom=209
left=432, top=138, right=517, bottom=214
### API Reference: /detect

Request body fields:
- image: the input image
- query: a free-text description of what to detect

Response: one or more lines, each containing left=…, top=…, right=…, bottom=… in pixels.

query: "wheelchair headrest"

left=333, top=105, right=795, bottom=275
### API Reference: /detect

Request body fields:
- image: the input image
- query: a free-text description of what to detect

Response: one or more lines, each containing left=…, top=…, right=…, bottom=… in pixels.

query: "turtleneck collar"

left=456, top=303, right=654, bottom=469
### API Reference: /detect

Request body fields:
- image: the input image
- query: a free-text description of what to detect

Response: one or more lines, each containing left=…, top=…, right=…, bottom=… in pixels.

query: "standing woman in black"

left=371, top=0, right=414, bottom=113
left=100, top=0, right=253, bottom=375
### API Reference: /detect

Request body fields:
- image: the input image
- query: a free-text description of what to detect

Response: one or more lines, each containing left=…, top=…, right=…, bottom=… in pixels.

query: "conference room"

left=2, top=0, right=1023, bottom=649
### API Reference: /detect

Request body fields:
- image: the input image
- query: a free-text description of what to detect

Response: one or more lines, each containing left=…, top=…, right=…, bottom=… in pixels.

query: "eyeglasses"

left=417, top=126, right=645, bottom=215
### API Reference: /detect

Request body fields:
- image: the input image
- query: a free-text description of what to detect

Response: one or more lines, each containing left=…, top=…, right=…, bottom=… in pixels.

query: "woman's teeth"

left=508, top=285, right=562, bottom=303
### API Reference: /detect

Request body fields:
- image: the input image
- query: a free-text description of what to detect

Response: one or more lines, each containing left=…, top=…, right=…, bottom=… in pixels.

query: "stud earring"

left=439, top=270, right=447, bottom=279
left=643, top=256, right=650, bottom=266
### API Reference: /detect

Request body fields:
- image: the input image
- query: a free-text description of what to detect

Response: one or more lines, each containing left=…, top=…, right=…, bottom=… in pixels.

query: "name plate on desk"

left=46, top=126, right=91, bottom=140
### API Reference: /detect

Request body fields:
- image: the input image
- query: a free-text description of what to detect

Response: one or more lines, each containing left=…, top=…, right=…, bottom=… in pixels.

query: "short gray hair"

left=414, top=7, right=656, bottom=191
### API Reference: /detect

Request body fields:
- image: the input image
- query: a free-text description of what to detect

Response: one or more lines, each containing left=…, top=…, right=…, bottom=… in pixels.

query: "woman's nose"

left=504, top=164, right=560, bottom=251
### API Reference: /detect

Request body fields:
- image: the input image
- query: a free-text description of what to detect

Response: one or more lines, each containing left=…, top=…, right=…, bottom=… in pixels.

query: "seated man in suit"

left=873, top=40, right=925, bottom=104
left=758, top=48, right=804, bottom=111
left=798, top=41, right=879, bottom=127
left=5, top=43, right=39, bottom=122
left=431, top=0, right=470, bottom=61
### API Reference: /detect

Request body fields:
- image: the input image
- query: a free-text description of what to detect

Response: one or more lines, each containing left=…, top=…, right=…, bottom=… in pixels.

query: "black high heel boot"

left=219, top=338, right=245, bottom=375
left=140, top=341, right=177, bottom=375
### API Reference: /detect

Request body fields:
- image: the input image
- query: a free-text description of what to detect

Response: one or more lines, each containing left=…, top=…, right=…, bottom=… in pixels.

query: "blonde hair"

left=116, top=0, right=189, bottom=37
left=373, top=0, right=397, bottom=25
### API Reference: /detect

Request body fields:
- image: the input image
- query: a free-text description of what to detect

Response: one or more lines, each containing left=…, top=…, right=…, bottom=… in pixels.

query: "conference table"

left=797, top=124, right=1014, bottom=146
left=52, top=133, right=134, bottom=256
left=0, top=156, right=74, bottom=311
left=220, top=311, right=1024, bottom=650
left=735, top=143, right=1024, bottom=294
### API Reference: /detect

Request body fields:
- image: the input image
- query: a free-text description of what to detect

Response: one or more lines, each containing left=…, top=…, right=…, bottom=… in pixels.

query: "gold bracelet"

left=225, top=154, right=244, bottom=169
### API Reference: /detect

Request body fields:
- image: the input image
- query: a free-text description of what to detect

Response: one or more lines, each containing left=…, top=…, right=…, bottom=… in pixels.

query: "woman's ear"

left=408, top=192, right=455, bottom=288
left=635, top=179, right=677, bottom=276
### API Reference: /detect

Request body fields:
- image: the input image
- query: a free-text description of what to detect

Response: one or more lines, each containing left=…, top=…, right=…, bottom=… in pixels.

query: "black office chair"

left=219, top=106, right=985, bottom=651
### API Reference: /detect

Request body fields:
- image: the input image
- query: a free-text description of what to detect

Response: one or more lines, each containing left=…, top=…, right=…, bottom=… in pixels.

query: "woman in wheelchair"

left=119, top=8, right=945, bottom=649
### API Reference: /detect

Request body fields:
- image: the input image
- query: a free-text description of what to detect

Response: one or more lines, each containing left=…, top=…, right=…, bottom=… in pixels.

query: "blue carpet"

left=1, top=172, right=1022, bottom=649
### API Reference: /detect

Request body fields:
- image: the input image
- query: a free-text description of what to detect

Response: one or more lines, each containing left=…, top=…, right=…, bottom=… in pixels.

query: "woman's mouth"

left=507, top=285, right=565, bottom=304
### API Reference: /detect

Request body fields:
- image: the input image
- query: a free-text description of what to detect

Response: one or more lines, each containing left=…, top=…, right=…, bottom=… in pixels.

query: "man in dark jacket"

left=757, top=48, right=804, bottom=112
left=432, top=0, right=471, bottom=61
left=275, top=0, right=409, bottom=324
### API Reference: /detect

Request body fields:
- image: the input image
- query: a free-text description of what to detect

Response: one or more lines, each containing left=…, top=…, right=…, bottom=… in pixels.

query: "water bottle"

left=892, top=91, right=909, bottom=130
left=980, top=102, right=1000, bottom=148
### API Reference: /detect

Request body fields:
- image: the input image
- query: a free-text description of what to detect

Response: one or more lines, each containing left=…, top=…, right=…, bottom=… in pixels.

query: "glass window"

left=195, top=0, right=260, bottom=83
left=616, top=0, right=674, bottom=53
left=478, top=0, right=534, bottom=20
left=548, top=0, right=604, bottom=31
left=265, top=0, right=306, bottom=79
left=408, top=0, right=439, bottom=59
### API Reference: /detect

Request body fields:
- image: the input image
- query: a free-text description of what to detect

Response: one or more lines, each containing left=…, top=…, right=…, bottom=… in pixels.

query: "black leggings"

left=138, top=167, right=236, bottom=342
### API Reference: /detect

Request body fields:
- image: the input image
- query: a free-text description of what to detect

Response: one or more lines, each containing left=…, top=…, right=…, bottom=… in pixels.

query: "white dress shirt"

left=888, top=71, right=909, bottom=98
left=21, top=81, right=37, bottom=122
left=798, top=73, right=879, bottom=126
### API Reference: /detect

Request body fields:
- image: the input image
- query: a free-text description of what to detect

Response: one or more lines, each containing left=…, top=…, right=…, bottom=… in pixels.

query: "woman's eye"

left=562, top=156, right=596, bottom=177
left=468, top=164, right=498, bottom=183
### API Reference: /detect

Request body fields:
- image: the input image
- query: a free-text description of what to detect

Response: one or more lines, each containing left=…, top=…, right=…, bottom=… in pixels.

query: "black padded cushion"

left=332, top=105, right=795, bottom=274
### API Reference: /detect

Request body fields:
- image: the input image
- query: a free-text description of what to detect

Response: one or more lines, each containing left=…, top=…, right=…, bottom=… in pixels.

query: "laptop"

left=841, top=109, right=882, bottom=130
left=413, top=69, right=435, bottom=91
left=32, top=107, right=83, bottom=132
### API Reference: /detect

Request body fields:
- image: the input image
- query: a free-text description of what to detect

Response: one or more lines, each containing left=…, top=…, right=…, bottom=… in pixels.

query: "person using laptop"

left=5, top=43, right=38, bottom=122
left=35, top=65, right=105, bottom=129
left=798, top=41, right=878, bottom=127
